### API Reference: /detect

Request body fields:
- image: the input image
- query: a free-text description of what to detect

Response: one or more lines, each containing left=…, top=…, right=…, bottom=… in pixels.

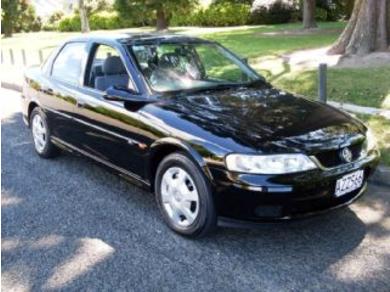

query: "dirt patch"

left=258, top=28, right=343, bottom=36
left=250, top=47, right=390, bottom=80
left=281, top=47, right=390, bottom=71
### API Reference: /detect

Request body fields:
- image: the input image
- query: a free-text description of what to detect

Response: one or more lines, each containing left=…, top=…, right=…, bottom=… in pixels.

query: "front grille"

left=315, top=143, right=363, bottom=168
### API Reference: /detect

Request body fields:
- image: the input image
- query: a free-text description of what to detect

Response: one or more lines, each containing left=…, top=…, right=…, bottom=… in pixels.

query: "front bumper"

left=210, top=151, right=380, bottom=224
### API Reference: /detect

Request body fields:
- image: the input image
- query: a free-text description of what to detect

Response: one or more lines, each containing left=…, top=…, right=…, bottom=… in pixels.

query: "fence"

left=1, top=47, right=55, bottom=67
left=1, top=47, right=55, bottom=89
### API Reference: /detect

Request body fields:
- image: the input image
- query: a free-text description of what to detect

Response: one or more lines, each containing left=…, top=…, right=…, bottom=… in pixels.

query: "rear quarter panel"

left=22, top=66, right=45, bottom=124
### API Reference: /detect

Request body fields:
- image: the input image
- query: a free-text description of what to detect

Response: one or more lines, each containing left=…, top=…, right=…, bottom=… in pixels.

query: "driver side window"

left=87, top=44, right=134, bottom=92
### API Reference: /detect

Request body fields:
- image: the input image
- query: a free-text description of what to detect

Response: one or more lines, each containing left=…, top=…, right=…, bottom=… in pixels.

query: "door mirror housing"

left=103, top=86, right=143, bottom=102
left=103, top=86, right=156, bottom=111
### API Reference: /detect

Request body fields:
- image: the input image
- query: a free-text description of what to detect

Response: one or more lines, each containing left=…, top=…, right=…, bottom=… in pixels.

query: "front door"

left=70, top=43, right=148, bottom=182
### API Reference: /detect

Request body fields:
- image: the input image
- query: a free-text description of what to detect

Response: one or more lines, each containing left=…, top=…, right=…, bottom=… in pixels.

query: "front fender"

left=148, top=137, right=216, bottom=187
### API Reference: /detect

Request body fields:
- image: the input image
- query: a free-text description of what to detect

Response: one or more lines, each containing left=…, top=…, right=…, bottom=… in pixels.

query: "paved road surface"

left=2, top=88, right=390, bottom=291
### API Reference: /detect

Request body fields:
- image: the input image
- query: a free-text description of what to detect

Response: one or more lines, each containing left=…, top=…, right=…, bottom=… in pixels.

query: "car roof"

left=68, top=33, right=214, bottom=45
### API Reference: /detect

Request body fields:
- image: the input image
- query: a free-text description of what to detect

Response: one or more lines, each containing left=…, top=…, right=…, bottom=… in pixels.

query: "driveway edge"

left=1, top=82, right=22, bottom=92
left=368, top=165, right=390, bottom=187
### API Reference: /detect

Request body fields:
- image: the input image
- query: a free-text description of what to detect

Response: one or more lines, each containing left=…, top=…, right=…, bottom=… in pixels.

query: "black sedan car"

left=22, top=34, right=380, bottom=237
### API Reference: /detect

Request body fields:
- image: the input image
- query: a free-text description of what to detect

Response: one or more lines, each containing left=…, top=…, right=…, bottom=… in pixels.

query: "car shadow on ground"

left=2, top=111, right=389, bottom=290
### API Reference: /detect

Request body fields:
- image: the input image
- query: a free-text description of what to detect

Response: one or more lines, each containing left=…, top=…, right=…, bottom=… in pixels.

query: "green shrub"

left=315, top=7, right=328, bottom=21
left=42, top=11, right=63, bottom=31
left=58, top=11, right=133, bottom=32
left=250, top=0, right=298, bottom=25
left=42, top=23, right=56, bottom=31
left=89, top=11, right=123, bottom=30
left=58, top=15, right=81, bottom=32
left=171, top=3, right=250, bottom=27
left=316, top=0, right=354, bottom=21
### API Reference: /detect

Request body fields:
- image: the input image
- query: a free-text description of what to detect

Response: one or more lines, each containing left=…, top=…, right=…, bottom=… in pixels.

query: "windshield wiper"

left=183, top=83, right=242, bottom=94
left=247, top=78, right=268, bottom=87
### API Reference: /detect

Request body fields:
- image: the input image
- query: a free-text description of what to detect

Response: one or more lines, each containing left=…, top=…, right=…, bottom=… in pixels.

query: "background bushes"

left=58, top=15, right=81, bottom=32
left=57, top=11, right=132, bottom=32
left=89, top=12, right=123, bottom=30
left=250, top=0, right=298, bottom=25
left=51, top=0, right=354, bottom=32
left=172, top=3, right=250, bottom=27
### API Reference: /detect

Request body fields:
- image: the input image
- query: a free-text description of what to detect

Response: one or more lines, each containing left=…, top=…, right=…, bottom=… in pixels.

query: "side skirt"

left=51, top=136, right=151, bottom=190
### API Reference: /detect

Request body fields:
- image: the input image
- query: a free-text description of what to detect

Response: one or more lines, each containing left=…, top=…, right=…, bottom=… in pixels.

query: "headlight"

left=366, top=128, right=377, bottom=151
left=225, top=153, right=317, bottom=174
left=362, top=128, right=378, bottom=155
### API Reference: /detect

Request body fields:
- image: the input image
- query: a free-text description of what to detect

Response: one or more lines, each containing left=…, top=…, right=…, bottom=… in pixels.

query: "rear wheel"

left=30, top=107, right=59, bottom=158
left=155, top=152, right=217, bottom=238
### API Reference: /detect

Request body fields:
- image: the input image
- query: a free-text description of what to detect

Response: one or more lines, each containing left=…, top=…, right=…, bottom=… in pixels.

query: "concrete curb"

left=368, top=165, right=390, bottom=187
left=328, top=101, right=390, bottom=119
left=1, top=82, right=22, bottom=92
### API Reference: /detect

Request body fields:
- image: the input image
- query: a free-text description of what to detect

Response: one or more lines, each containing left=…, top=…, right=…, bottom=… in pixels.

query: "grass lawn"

left=204, top=22, right=344, bottom=58
left=201, top=22, right=389, bottom=109
left=273, top=67, right=390, bottom=109
left=356, top=114, right=390, bottom=167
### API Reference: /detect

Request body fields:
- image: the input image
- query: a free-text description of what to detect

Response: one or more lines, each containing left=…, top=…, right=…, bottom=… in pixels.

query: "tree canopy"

left=114, top=0, right=198, bottom=30
left=1, top=0, right=41, bottom=37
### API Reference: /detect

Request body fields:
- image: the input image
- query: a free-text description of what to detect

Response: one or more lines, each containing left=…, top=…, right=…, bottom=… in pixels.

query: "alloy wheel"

left=32, top=114, right=47, bottom=153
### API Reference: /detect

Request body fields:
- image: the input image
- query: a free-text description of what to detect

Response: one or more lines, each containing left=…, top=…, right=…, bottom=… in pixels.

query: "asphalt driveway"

left=2, top=88, right=390, bottom=291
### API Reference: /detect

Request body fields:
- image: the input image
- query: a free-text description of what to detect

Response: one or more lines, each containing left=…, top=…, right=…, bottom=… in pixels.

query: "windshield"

left=129, top=42, right=260, bottom=93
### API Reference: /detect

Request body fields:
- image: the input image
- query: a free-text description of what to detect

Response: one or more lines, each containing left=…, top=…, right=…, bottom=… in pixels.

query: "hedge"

left=171, top=3, right=251, bottom=27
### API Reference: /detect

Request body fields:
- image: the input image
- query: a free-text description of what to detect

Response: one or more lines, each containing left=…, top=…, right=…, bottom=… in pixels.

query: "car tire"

left=155, top=152, right=217, bottom=238
left=30, top=107, right=60, bottom=158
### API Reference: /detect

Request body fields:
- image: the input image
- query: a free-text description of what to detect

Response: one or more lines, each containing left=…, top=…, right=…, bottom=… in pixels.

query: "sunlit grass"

left=356, top=114, right=390, bottom=166
left=272, top=67, right=390, bottom=109
left=203, top=22, right=344, bottom=58
left=382, top=91, right=390, bottom=109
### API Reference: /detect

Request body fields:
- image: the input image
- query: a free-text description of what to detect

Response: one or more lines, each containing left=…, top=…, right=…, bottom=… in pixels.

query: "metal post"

left=39, top=50, right=43, bottom=64
left=1, top=50, right=3, bottom=64
left=318, top=63, right=327, bottom=103
left=9, top=49, right=14, bottom=65
left=22, top=49, right=27, bottom=66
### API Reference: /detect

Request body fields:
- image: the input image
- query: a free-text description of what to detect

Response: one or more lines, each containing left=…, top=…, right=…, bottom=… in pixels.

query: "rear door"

left=39, top=42, right=88, bottom=144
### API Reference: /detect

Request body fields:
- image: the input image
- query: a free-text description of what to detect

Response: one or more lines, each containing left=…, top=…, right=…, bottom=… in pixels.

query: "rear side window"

left=52, top=42, right=87, bottom=85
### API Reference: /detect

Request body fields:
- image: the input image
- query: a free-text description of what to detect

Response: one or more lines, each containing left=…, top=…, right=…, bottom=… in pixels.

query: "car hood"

left=142, top=84, right=366, bottom=155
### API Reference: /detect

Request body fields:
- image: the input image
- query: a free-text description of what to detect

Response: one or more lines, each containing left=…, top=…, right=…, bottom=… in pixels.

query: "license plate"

left=335, top=170, right=364, bottom=197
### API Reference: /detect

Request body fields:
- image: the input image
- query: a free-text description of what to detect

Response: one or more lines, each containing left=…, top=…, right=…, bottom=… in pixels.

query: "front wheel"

left=155, top=152, right=217, bottom=238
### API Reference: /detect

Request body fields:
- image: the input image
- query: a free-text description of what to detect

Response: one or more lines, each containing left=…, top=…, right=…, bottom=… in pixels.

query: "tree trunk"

left=156, top=6, right=168, bottom=31
left=79, top=0, right=90, bottom=33
left=3, top=22, right=13, bottom=38
left=2, top=0, right=18, bottom=38
left=377, top=0, right=388, bottom=50
left=329, top=0, right=389, bottom=55
left=303, top=0, right=317, bottom=29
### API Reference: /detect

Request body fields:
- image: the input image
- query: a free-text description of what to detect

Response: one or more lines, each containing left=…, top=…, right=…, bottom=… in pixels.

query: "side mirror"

left=242, top=57, right=248, bottom=64
left=103, top=86, right=141, bottom=102
left=103, top=86, right=155, bottom=110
